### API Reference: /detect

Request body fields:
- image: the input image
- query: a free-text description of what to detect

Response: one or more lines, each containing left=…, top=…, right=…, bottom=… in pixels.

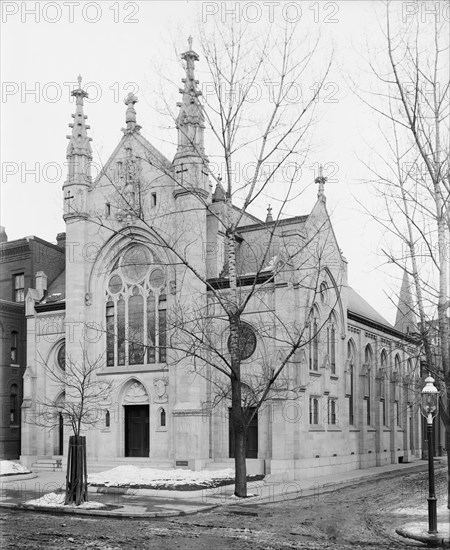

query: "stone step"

left=31, top=462, right=63, bottom=472
left=31, top=456, right=64, bottom=471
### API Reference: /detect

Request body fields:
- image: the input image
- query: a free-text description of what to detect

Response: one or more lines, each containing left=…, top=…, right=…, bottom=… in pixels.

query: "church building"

left=21, top=41, right=423, bottom=480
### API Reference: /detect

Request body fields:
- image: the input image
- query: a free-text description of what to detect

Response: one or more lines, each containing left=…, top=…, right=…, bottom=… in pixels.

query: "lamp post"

left=420, top=376, right=439, bottom=534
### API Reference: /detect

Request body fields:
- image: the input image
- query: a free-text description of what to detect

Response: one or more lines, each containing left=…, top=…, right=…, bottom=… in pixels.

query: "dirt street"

left=1, top=467, right=447, bottom=549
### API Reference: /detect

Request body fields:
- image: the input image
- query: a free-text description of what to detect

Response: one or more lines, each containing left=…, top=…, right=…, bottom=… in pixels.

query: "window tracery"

left=105, top=244, right=167, bottom=366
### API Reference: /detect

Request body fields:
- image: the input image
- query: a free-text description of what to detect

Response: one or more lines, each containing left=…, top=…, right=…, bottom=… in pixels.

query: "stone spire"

left=394, top=271, right=417, bottom=335
left=174, top=36, right=206, bottom=162
left=212, top=176, right=226, bottom=202
left=266, top=204, right=273, bottom=223
left=315, top=164, right=327, bottom=200
left=122, top=93, right=141, bottom=134
left=66, top=75, right=92, bottom=185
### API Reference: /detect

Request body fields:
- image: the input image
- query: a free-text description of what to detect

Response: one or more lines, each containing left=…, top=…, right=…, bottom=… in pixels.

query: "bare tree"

left=28, top=348, right=112, bottom=505
left=357, top=1, right=449, bottom=506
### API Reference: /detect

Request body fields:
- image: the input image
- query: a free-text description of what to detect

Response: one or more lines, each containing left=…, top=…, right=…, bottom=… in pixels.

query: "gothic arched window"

left=328, top=313, right=337, bottom=374
left=159, top=408, right=166, bottom=428
left=309, top=306, right=320, bottom=371
left=364, top=345, right=373, bottom=425
left=10, top=384, right=18, bottom=425
left=380, top=349, right=388, bottom=426
left=10, top=331, right=18, bottom=364
left=319, top=281, right=328, bottom=304
left=394, top=354, right=401, bottom=426
left=347, top=340, right=355, bottom=425
left=105, top=245, right=167, bottom=366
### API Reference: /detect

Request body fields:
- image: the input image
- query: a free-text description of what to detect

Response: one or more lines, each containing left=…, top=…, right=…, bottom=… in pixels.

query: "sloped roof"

left=347, top=287, right=393, bottom=328
left=41, top=269, right=65, bottom=303
left=93, top=132, right=173, bottom=186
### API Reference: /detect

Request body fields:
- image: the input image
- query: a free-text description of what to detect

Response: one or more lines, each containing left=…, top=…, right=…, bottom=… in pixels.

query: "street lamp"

left=420, top=376, right=439, bottom=534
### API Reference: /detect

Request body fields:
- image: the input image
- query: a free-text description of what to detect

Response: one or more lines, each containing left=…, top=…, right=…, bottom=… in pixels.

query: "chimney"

left=56, top=232, right=66, bottom=248
left=0, top=226, right=7, bottom=243
left=35, top=271, right=48, bottom=299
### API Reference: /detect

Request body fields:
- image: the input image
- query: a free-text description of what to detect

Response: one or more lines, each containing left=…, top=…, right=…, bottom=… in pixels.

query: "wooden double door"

left=125, top=405, right=149, bottom=457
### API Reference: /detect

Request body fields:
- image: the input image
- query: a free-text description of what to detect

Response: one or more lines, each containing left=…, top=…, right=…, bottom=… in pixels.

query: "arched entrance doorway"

left=122, top=381, right=149, bottom=457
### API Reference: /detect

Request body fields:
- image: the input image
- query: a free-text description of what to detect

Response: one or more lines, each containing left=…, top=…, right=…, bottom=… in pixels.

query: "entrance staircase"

left=31, top=456, right=64, bottom=472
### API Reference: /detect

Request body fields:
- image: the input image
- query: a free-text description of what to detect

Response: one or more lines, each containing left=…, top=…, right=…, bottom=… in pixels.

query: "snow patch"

left=26, top=492, right=105, bottom=509
left=89, top=466, right=235, bottom=488
left=0, top=460, right=31, bottom=476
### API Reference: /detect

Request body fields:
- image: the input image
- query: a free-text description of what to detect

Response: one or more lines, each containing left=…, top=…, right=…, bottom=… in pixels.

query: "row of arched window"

left=347, top=340, right=416, bottom=428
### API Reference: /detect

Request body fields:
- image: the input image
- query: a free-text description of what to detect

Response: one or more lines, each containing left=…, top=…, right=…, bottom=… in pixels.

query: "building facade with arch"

left=20, top=44, right=423, bottom=478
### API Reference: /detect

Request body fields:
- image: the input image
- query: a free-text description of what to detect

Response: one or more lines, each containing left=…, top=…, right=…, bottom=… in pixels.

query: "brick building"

left=0, top=228, right=65, bottom=458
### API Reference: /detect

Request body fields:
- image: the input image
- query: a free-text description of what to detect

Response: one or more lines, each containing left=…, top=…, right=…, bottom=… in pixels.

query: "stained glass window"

left=105, top=246, right=167, bottom=367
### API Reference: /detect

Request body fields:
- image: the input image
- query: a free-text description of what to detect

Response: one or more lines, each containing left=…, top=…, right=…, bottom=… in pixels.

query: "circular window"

left=108, top=274, right=123, bottom=294
left=227, top=322, right=257, bottom=361
left=149, top=268, right=165, bottom=289
left=57, top=343, right=65, bottom=371
left=121, top=245, right=153, bottom=283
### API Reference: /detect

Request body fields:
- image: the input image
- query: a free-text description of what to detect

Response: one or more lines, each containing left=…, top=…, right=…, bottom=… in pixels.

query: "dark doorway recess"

left=125, top=405, right=149, bottom=457
left=229, top=407, right=258, bottom=459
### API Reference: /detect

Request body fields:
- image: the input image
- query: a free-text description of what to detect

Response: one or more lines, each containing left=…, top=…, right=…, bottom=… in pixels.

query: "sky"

left=2, top=0, right=442, bottom=323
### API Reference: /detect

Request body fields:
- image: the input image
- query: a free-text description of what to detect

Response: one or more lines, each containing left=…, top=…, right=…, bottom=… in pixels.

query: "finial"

left=315, top=164, right=327, bottom=199
left=77, top=74, right=82, bottom=87
left=266, top=204, right=273, bottom=223
left=212, top=175, right=226, bottom=202
left=188, top=35, right=193, bottom=50
left=122, top=93, right=141, bottom=134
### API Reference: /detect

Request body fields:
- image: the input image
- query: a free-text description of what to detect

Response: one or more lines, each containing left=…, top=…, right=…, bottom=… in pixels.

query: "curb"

left=0, top=472, right=37, bottom=482
left=0, top=500, right=219, bottom=519
left=396, top=525, right=450, bottom=548
left=88, top=485, right=208, bottom=499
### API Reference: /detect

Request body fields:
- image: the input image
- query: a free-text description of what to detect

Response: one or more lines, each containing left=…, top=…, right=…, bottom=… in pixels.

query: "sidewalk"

left=0, top=459, right=447, bottom=520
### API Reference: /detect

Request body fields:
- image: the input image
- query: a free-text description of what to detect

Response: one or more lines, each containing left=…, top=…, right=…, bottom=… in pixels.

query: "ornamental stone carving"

left=123, top=381, right=148, bottom=404
left=153, top=377, right=168, bottom=403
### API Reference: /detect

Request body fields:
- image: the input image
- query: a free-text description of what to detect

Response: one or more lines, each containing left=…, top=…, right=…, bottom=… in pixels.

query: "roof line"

left=347, top=310, right=417, bottom=343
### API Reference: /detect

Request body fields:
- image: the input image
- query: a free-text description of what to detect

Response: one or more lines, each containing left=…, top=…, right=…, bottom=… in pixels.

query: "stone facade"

left=20, top=46, right=422, bottom=478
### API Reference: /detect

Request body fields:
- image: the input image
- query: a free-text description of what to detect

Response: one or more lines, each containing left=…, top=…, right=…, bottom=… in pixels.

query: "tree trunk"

left=231, top=376, right=247, bottom=497
left=65, top=435, right=88, bottom=505
left=446, top=386, right=450, bottom=510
